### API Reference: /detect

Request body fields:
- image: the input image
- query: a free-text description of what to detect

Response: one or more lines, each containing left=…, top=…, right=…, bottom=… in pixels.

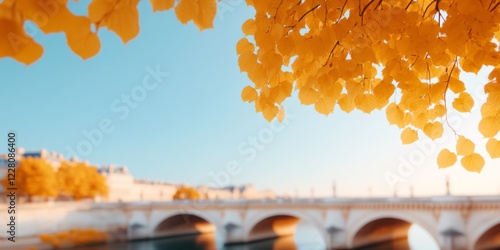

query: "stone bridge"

left=8, top=196, right=500, bottom=249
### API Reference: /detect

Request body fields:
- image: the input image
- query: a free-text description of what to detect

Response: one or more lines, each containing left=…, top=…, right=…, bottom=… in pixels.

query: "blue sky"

left=1, top=1, right=499, bottom=197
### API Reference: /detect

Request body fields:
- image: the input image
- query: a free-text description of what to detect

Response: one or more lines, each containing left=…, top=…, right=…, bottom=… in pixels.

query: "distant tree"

left=173, top=186, right=201, bottom=200
left=57, top=161, right=108, bottom=201
left=1, top=157, right=58, bottom=202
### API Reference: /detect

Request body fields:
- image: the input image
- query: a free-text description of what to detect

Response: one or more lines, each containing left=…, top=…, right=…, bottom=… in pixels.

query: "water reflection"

left=355, top=238, right=410, bottom=250
left=73, top=234, right=309, bottom=250
left=72, top=226, right=431, bottom=250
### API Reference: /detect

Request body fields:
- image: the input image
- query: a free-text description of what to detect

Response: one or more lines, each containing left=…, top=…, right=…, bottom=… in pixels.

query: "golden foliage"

left=174, top=0, right=217, bottom=31
left=241, top=85, right=258, bottom=102
left=40, top=228, right=108, bottom=248
left=57, top=161, right=108, bottom=201
left=237, top=0, right=500, bottom=172
left=1, top=157, right=58, bottom=201
left=437, top=149, right=457, bottom=168
left=456, top=136, right=475, bottom=156
left=401, top=127, right=418, bottom=144
left=461, top=153, right=485, bottom=173
left=173, top=186, right=201, bottom=200
left=88, top=0, right=140, bottom=44
left=3, top=0, right=500, bottom=173
left=486, top=138, right=500, bottom=159
left=0, top=0, right=216, bottom=64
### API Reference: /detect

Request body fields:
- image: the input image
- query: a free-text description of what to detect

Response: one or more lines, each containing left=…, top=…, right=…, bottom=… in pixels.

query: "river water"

left=73, top=223, right=440, bottom=250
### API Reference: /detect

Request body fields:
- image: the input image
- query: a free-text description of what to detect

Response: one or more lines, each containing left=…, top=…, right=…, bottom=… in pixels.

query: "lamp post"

left=446, top=175, right=451, bottom=196
left=332, top=181, right=337, bottom=198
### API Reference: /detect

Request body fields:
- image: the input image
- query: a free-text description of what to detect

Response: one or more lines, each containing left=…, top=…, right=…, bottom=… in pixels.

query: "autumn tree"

left=1, top=157, right=58, bottom=202
left=57, top=161, right=108, bottom=201
left=2, top=0, right=500, bottom=172
left=173, top=186, right=201, bottom=200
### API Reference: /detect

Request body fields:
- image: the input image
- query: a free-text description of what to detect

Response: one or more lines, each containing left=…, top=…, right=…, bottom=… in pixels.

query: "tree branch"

left=286, top=4, right=321, bottom=29
left=405, top=0, right=414, bottom=10
left=360, top=0, right=377, bottom=25
left=443, top=57, right=459, bottom=137
left=336, top=0, right=349, bottom=23
left=323, top=41, right=340, bottom=67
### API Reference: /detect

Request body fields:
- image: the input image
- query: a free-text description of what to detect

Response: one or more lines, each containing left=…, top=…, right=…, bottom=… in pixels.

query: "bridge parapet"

left=6, top=195, right=500, bottom=250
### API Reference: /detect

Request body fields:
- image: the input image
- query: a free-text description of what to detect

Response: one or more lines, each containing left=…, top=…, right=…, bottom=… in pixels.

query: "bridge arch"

left=471, top=218, right=500, bottom=250
left=151, top=211, right=220, bottom=238
left=244, top=209, right=327, bottom=243
left=347, top=211, right=439, bottom=249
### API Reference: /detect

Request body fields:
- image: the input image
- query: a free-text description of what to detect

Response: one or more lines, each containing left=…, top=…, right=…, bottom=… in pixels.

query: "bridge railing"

left=6, top=195, right=500, bottom=209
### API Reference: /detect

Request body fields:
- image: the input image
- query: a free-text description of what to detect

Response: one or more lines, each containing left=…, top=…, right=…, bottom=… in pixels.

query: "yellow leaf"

left=386, top=103, right=405, bottom=128
left=373, top=79, right=395, bottom=102
left=66, top=17, right=101, bottom=59
left=338, top=94, right=355, bottom=113
left=437, top=148, right=457, bottom=168
left=315, top=96, right=335, bottom=115
left=241, top=86, right=258, bottom=102
left=175, top=0, right=216, bottom=30
left=14, top=1, right=100, bottom=59
left=150, top=0, right=174, bottom=12
left=429, top=81, right=447, bottom=103
left=461, top=153, right=485, bottom=173
left=174, top=0, right=197, bottom=24
left=354, top=94, right=377, bottom=113
left=481, top=102, right=498, bottom=117
left=262, top=104, right=278, bottom=122
left=89, top=0, right=117, bottom=22
left=486, top=138, right=500, bottom=159
left=192, top=0, right=216, bottom=31
left=13, top=1, right=76, bottom=35
left=238, top=52, right=258, bottom=73
left=277, top=105, right=285, bottom=122
left=242, top=19, right=256, bottom=36
left=448, top=77, right=465, bottom=93
left=452, top=92, right=474, bottom=112
left=401, top=127, right=418, bottom=144
left=0, top=18, right=43, bottom=65
left=431, top=104, right=447, bottom=119
left=89, top=0, right=140, bottom=43
left=456, top=136, right=475, bottom=156
left=236, top=38, right=254, bottom=55
left=460, top=57, right=481, bottom=74
left=423, top=121, right=443, bottom=140
left=273, top=81, right=292, bottom=103
left=484, top=81, right=500, bottom=94
left=479, top=116, right=500, bottom=138
left=298, top=87, right=319, bottom=105
left=411, top=112, right=428, bottom=129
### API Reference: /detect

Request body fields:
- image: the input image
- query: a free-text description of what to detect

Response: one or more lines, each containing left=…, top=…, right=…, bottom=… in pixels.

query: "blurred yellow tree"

left=1, top=157, right=58, bottom=202
left=3, top=0, right=500, bottom=172
left=57, top=161, right=108, bottom=201
left=173, top=186, right=201, bottom=200
left=40, top=228, right=108, bottom=248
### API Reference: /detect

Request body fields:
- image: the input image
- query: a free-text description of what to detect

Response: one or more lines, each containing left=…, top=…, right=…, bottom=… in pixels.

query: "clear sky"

left=1, top=1, right=499, bottom=198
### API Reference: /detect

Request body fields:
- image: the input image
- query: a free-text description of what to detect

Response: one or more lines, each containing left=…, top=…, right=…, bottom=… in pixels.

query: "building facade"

left=0, top=149, right=276, bottom=202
